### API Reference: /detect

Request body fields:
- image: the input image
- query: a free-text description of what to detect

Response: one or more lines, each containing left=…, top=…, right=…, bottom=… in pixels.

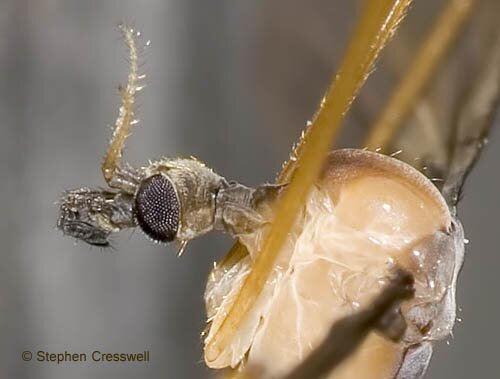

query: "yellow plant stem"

left=365, top=0, right=479, bottom=151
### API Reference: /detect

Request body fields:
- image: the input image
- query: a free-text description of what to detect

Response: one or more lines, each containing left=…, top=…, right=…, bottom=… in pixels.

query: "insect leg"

left=364, top=0, right=479, bottom=151
left=442, top=33, right=500, bottom=210
left=281, top=269, right=414, bottom=379
left=101, top=23, right=146, bottom=193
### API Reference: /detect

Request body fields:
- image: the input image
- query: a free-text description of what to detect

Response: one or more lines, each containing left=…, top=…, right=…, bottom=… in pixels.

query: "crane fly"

left=56, top=0, right=498, bottom=378
left=57, top=25, right=284, bottom=255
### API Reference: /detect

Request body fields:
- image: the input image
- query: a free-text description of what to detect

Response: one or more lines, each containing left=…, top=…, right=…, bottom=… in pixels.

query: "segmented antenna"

left=102, top=23, right=146, bottom=184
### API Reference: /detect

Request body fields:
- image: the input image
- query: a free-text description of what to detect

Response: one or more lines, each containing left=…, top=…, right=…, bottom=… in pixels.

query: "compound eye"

left=135, top=174, right=180, bottom=242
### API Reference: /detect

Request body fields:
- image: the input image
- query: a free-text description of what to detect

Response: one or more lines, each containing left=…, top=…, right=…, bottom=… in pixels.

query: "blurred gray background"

left=0, top=0, right=499, bottom=378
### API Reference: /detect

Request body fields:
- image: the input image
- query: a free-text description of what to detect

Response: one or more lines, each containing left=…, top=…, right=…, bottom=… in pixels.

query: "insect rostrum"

left=57, top=26, right=282, bottom=254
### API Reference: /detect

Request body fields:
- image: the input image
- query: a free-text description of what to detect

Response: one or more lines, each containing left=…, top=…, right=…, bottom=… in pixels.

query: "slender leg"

left=282, top=269, right=414, bottom=379
left=442, top=34, right=500, bottom=210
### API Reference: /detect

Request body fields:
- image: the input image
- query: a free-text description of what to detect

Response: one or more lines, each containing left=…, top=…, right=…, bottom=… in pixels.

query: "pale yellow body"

left=204, top=149, right=463, bottom=378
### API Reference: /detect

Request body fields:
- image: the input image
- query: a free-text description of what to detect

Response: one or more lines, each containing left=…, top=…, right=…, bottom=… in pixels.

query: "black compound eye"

left=135, top=174, right=180, bottom=242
